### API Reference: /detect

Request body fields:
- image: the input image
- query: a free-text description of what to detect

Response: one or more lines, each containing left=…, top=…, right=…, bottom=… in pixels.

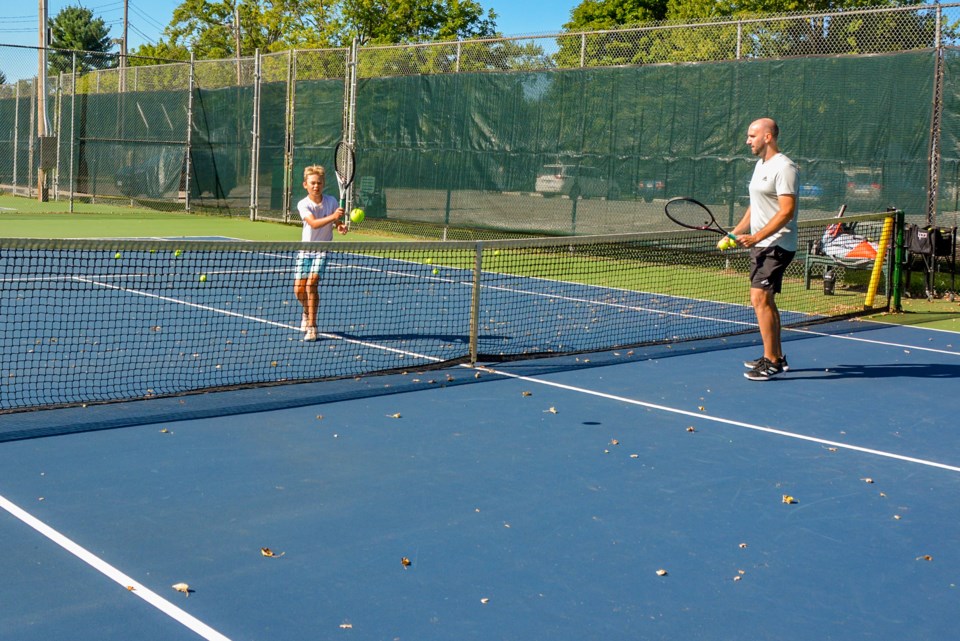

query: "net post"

left=865, top=214, right=895, bottom=309
left=469, top=242, right=483, bottom=366
left=892, top=209, right=905, bottom=312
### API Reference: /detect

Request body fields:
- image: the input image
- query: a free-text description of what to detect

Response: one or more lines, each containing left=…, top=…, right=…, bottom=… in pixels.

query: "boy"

left=295, top=165, right=347, bottom=341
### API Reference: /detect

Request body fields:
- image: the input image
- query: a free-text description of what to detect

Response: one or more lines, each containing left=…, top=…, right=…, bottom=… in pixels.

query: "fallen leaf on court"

left=698, top=406, right=705, bottom=412
left=388, top=413, right=402, bottom=418
left=894, top=514, right=902, bottom=520
left=610, top=439, right=619, bottom=445
left=782, top=495, right=798, bottom=504
left=339, top=622, right=353, bottom=629
left=739, top=543, right=748, bottom=549
left=159, top=428, right=171, bottom=434
left=545, top=407, right=557, bottom=414
left=861, top=478, right=874, bottom=484
left=480, top=597, right=490, bottom=604
left=686, top=426, right=696, bottom=433
left=522, top=391, right=532, bottom=397
left=261, top=547, right=284, bottom=558
left=172, top=583, right=191, bottom=596
left=630, top=454, right=639, bottom=459
left=656, top=569, right=668, bottom=577
left=917, top=555, right=933, bottom=561
left=733, top=575, right=742, bottom=582
left=126, top=585, right=136, bottom=591
left=825, top=447, right=838, bottom=452
left=401, top=557, right=412, bottom=568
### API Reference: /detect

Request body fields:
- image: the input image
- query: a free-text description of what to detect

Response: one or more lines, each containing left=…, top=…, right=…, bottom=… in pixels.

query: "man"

left=294, top=165, right=347, bottom=342
left=730, top=118, right=798, bottom=381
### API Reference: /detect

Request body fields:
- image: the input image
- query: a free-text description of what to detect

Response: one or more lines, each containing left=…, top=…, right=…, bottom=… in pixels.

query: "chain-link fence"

left=2, top=4, right=960, bottom=231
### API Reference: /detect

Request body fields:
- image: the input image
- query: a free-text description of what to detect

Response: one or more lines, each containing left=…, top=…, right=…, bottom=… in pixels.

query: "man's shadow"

left=788, top=363, right=960, bottom=379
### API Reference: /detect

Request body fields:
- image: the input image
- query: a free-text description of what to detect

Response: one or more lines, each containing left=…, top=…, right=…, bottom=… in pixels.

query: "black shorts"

left=749, top=246, right=796, bottom=293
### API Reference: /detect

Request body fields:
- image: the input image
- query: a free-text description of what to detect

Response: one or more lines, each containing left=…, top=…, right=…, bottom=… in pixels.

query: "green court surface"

left=1, top=193, right=957, bottom=332
left=0, top=194, right=391, bottom=243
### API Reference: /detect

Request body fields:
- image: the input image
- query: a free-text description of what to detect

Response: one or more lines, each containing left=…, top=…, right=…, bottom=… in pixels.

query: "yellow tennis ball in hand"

left=350, top=208, right=365, bottom=224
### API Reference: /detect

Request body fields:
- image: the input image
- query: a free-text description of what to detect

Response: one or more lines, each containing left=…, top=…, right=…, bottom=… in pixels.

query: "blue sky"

left=1, top=0, right=582, bottom=53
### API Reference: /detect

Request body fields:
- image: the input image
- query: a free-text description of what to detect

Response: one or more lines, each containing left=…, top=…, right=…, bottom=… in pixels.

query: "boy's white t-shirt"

left=298, top=194, right=339, bottom=244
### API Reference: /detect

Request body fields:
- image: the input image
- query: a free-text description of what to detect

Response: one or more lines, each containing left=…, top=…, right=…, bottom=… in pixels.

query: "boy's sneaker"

left=303, top=328, right=318, bottom=342
left=744, top=354, right=789, bottom=372
left=744, top=357, right=784, bottom=381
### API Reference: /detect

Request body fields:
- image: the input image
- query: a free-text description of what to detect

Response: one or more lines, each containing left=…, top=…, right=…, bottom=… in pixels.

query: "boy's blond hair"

left=303, top=165, right=326, bottom=181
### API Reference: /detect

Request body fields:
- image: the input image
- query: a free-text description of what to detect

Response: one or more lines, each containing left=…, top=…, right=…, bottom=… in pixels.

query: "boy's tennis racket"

left=334, top=141, right=355, bottom=215
left=664, top=197, right=738, bottom=247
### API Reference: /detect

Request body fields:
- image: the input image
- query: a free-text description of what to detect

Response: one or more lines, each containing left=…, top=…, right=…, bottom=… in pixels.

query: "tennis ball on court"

left=114, top=252, right=122, bottom=259
left=432, top=268, right=439, bottom=275
left=425, top=257, right=433, bottom=265
left=199, top=274, right=207, bottom=282
left=494, top=249, right=501, bottom=256
left=350, top=208, right=365, bottom=224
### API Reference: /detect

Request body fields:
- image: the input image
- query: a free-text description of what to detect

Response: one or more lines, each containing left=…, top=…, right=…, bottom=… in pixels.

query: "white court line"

left=466, top=365, right=960, bottom=474
left=0, top=494, right=233, bottom=641
left=786, top=324, right=960, bottom=357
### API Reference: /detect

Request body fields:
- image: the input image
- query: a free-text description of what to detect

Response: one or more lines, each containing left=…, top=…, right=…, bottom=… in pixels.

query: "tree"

left=142, top=0, right=497, bottom=62
left=563, top=0, right=669, bottom=32
left=337, top=0, right=497, bottom=45
left=48, top=6, right=115, bottom=73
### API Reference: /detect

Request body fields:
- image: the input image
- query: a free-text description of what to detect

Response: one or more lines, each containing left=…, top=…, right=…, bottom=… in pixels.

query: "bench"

left=803, top=252, right=890, bottom=293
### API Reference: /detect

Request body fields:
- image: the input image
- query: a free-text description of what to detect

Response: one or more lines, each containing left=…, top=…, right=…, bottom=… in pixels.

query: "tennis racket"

left=334, top=141, right=355, bottom=216
left=664, top=197, right=737, bottom=243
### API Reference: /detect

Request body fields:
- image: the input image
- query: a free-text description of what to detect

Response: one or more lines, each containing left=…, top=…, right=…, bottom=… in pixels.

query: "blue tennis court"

left=1, top=316, right=958, bottom=640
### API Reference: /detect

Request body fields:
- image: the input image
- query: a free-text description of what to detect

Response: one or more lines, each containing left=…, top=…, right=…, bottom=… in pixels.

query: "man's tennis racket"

left=334, top=141, right=355, bottom=216
left=664, top=197, right=737, bottom=245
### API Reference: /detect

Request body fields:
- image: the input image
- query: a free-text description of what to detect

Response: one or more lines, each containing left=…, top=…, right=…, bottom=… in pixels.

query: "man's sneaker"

left=744, top=354, right=789, bottom=372
left=303, top=327, right=318, bottom=342
left=300, top=313, right=309, bottom=332
left=744, top=357, right=784, bottom=381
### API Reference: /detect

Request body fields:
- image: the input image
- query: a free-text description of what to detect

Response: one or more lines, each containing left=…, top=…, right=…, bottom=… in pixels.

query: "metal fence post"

left=249, top=48, right=262, bottom=221
left=185, top=54, right=195, bottom=212
left=69, top=53, right=76, bottom=212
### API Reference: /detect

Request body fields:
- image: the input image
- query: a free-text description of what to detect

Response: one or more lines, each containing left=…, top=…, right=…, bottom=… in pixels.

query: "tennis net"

left=0, top=211, right=899, bottom=412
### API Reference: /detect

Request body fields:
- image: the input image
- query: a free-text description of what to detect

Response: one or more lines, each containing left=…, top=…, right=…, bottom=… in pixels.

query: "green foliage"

left=565, top=0, right=669, bottom=31
left=338, top=0, right=497, bottom=45
left=48, top=6, right=116, bottom=73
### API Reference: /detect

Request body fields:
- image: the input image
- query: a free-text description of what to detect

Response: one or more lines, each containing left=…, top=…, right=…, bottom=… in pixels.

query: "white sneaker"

left=300, top=313, right=309, bottom=331
left=303, top=328, right=318, bottom=342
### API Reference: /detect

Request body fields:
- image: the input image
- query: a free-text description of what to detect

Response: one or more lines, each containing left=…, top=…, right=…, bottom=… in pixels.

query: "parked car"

left=636, top=178, right=666, bottom=202
left=535, top=164, right=614, bottom=199
left=845, top=167, right=883, bottom=204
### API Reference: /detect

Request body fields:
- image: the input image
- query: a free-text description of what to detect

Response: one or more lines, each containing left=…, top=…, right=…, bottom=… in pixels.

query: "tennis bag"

left=820, top=222, right=878, bottom=259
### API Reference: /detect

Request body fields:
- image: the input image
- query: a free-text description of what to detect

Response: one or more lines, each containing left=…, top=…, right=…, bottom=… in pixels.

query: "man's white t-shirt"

left=748, top=152, right=799, bottom=252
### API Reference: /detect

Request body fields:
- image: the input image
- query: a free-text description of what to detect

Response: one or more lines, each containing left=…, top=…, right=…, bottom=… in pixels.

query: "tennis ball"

left=350, top=208, right=365, bottom=224
left=432, top=268, right=439, bottom=275
left=425, top=257, right=433, bottom=265
left=199, top=274, right=207, bottom=282
left=114, top=252, right=122, bottom=259
left=174, top=249, right=182, bottom=257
